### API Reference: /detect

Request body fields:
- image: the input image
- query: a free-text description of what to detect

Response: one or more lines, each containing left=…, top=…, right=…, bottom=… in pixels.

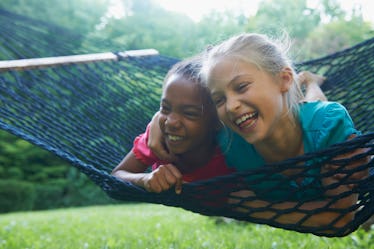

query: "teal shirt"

left=217, top=101, right=360, bottom=200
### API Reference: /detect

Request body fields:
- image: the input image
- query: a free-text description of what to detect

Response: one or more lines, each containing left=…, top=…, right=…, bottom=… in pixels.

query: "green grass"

left=0, top=204, right=373, bottom=249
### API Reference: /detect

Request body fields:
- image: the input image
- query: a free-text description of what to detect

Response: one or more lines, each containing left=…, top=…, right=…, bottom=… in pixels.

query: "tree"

left=85, top=0, right=201, bottom=57
left=301, top=16, right=373, bottom=59
left=298, top=0, right=374, bottom=60
left=0, top=0, right=108, bottom=35
left=248, top=0, right=321, bottom=39
left=242, top=0, right=373, bottom=60
left=0, top=130, right=113, bottom=212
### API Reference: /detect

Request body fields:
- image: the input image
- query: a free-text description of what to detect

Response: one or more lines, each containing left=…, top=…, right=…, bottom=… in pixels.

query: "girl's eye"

left=160, top=105, right=170, bottom=114
left=213, top=96, right=225, bottom=107
left=183, top=109, right=203, bottom=119
left=237, top=82, right=249, bottom=92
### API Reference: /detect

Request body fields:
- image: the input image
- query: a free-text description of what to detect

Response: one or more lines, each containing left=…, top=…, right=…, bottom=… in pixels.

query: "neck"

left=255, top=116, right=303, bottom=163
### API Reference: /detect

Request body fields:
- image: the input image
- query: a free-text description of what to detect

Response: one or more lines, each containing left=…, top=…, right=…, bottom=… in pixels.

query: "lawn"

left=0, top=204, right=372, bottom=249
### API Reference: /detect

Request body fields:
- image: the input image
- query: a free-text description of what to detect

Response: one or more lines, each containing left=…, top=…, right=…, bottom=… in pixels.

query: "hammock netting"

left=0, top=9, right=373, bottom=237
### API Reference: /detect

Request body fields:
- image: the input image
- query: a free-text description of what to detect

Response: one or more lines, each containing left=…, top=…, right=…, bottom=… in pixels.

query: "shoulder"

left=300, top=101, right=355, bottom=131
left=300, top=101, right=349, bottom=117
left=300, top=101, right=360, bottom=152
left=216, top=128, right=264, bottom=171
left=132, top=124, right=162, bottom=166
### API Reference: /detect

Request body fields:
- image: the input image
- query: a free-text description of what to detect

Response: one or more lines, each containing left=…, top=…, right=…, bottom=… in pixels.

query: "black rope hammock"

left=0, top=9, right=373, bottom=237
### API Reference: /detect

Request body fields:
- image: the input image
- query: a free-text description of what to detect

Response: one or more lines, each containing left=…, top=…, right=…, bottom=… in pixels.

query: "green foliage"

left=87, top=0, right=200, bottom=57
left=0, top=0, right=372, bottom=59
left=321, top=0, right=347, bottom=21
left=0, top=0, right=108, bottom=35
left=58, top=168, right=115, bottom=207
left=195, top=10, right=247, bottom=49
left=0, top=204, right=373, bottom=249
left=0, top=131, right=70, bottom=183
left=0, top=131, right=114, bottom=212
left=243, top=0, right=373, bottom=60
left=0, top=180, right=36, bottom=213
left=32, top=181, right=66, bottom=210
left=251, top=0, right=321, bottom=39
left=301, top=16, right=374, bottom=59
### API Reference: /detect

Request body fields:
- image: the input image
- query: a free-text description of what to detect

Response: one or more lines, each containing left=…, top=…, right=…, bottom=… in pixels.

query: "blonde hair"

left=200, top=33, right=303, bottom=122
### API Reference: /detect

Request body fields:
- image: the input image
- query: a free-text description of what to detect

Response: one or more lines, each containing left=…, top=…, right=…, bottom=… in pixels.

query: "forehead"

left=163, top=74, right=203, bottom=103
left=207, top=57, right=259, bottom=87
left=210, top=57, right=259, bottom=79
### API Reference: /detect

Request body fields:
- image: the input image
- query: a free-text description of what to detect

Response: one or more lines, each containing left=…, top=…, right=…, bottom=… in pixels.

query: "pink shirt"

left=132, top=125, right=234, bottom=182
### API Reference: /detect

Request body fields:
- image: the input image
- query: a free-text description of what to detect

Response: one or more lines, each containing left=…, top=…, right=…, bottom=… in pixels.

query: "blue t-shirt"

left=217, top=101, right=360, bottom=200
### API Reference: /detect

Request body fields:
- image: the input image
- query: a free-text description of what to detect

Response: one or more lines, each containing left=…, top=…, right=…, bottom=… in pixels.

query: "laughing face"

left=207, top=57, right=291, bottom=145
left=158, top=74, right=217, bottom=155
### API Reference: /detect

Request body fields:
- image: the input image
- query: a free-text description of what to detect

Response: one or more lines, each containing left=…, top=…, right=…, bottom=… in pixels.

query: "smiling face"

left=207, top=57, right=292, bottom=145
left=158, top=74, right=217, bottom=155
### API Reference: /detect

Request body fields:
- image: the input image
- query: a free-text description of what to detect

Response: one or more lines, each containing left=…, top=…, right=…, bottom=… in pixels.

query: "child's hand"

left=298, top=71, right=326, bottom=86
left=148, top=111, right=178, bottom=162
left=142, top=164, right=183, bottom=194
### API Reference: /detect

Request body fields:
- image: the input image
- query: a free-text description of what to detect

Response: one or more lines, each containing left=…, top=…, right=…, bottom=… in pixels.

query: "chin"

left=241, top=133, right=260, bottom=145
left=168, top=148, right=185, bottom=155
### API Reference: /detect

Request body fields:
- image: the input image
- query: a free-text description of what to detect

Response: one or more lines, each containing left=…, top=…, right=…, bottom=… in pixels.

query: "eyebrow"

left=229, top=74, right=253, bottom=85
left=161, top=99, right=203, bottom=109
left=181, top=103, right=204, bottom=111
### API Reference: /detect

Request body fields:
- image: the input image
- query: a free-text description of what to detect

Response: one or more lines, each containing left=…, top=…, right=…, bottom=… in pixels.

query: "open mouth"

left=234, top=112, right=258, bottom=129
left=167, top=134, right=184, bottom=142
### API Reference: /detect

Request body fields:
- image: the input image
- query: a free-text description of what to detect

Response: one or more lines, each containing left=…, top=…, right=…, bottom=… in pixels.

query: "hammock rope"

left=0, top=9, right=373, bottom=237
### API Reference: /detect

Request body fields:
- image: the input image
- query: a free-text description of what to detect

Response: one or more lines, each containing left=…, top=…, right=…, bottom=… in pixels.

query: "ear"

left=279, top=67, right=293, bottom=93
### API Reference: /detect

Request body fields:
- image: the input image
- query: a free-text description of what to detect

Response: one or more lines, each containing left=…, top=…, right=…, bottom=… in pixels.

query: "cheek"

left=216, top=106, right=227, bottom=122
left=186, top=118, right=208, bottom=135
left=158, top=116, right=166, bottom=130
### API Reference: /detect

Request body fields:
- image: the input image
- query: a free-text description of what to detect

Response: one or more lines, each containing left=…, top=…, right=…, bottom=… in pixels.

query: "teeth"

left=235, top=112, right=257, bottom=125
left=168, top=135, right=183, bottom=141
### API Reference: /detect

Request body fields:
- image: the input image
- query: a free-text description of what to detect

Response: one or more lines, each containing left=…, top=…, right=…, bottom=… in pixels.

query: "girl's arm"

left=112, top=150, right=183, bottom=194
left=229, top=142, right=369, bottom=235
left=298, top=71, right=327, bottom=102
left=230, top=190, right=345, bottom=223
left=327, top=134, right=369, bottom=187
left=229, top=190, right=351, bottom=235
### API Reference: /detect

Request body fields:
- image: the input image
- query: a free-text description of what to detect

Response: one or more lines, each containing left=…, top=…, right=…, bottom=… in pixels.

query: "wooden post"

left=0, top=49, right=159, bottom=72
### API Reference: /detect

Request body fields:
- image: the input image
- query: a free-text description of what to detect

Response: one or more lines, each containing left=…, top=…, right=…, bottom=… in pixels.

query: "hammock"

left=0, top=9, right=373, bottom=237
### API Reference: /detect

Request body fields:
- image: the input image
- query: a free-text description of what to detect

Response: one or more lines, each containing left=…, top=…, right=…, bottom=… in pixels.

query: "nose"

left=225, top=95, right=240, bottom=113
left=164, top=113, right=182, bottom=130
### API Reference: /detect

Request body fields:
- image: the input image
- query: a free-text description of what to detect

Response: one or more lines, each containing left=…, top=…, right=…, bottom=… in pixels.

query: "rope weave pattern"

left=0, top=9, right=373, bottom=236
